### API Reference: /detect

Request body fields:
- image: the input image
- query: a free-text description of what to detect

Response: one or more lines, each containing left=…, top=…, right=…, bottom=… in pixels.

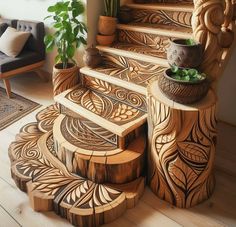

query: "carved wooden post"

left=192, top=0, right=235, bottom=87
left=147, top=81, right=217, bottom=208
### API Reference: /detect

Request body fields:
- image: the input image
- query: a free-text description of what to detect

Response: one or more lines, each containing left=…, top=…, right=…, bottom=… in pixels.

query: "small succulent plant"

left=170, top=65, right=206, bottom=82
left=185, top=38, right=196, bottom=46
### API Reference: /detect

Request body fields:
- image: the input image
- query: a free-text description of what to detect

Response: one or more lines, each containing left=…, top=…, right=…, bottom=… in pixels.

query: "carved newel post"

left=147, top=81, right=217, bottom=208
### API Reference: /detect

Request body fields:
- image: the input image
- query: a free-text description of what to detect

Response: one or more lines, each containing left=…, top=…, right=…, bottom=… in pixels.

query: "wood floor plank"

left=123, top=200, right=181, bottom=227
left=142, top=188, right=226, bottom=227
left=0, top=178, right=73, bottom=227
left=0, top=205, right=21, bottom=227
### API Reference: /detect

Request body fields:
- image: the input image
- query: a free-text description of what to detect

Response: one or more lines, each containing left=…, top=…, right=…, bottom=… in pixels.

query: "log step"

left=54, top=85, right=147, bottom=137
left=126, top=3, right=193, bottom=29
left=8, top=121, right=145, bottom=227
left=53, top=114, right=146, bottom=184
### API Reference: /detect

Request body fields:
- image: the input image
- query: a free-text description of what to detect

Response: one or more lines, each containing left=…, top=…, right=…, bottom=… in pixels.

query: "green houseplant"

left=44, top=0, right=87, bottom=96
left=158, top=66, right=210, bottom=104
left=97, top=0, right=120, bottom=46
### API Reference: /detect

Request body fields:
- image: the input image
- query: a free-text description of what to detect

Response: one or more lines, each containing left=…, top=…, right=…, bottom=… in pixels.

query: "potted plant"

left=97, top=0, right=120, bottom=46
left=167, top=38, right=203, bottom=68
left=158, top=66, right=210, bottom=104
left=44, top=0, right=87, bottom=96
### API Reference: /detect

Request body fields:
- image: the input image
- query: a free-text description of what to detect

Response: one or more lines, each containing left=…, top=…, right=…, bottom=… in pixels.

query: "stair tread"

left=117, top=23, right=192, bottom=38
left=80, top=66, right=147, bottom=95
left=54, top=85, right=147, bottom=137
left=112, top=42, right=167, bottom=59
left=97, top=45, right=169, bottom=66
left=127, top=3, right=194, bottom=12
left=54, top=114, right=121, bottom=156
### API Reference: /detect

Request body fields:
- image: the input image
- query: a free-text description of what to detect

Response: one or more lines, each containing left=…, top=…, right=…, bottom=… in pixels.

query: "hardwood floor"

left=0, top=74, right=236, bottom=227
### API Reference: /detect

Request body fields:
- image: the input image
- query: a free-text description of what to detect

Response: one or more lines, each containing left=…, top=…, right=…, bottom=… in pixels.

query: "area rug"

left=0, top=87, right=41, bottom=131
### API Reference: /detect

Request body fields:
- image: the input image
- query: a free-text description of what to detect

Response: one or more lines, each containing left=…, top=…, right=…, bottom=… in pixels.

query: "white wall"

left=0, top=0, right=87, bottom=72
left=218, top=49, right=236, bottom=126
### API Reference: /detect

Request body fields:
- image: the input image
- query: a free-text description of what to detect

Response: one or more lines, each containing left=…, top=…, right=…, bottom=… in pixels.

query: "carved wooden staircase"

left=8, top=0, right=235, bottom=226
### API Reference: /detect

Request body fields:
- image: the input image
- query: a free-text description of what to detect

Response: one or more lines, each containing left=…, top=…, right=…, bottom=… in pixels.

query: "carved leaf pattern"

left=148, top=91, right=216, bottom=208
left=132, top=9, right=192, bottom=28
left=95, top=53, right=166, bottom=87
left=110, top=104, right=139, bottom=122
left=178, top=142, right=208, bottom=164
left=168, top=156, right=198, bottom=192
left=66, top=87, right=144, bottom=125
left=36, top=104, right=60, bottom=133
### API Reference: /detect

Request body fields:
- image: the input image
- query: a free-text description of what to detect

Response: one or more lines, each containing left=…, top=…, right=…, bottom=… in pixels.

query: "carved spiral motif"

left=127, top=92, right=143, bottom=108
left=192, top=0, right=234, bottom=83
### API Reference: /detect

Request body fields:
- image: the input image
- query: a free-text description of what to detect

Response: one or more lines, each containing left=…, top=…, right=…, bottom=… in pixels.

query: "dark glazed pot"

left=158, top=68, right=210, bottom=104
left=167, top=39, right=203, bottom=68
left=118, top=6, right=133, bottom=24
left=83, top=46, right=102, bottom=68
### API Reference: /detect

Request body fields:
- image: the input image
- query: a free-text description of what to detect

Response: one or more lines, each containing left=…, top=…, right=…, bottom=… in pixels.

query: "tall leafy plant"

left=104, top=0, right=120, bottom=17
left=44, top=0, right=87, bottom=69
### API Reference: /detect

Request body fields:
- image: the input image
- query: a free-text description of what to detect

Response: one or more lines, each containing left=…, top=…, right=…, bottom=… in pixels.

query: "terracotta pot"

left=96, top=34, right=116, bottom=46
left=98, top=16, right=117, bottom=35
left=83, top=46, right=102, bottom=68
left=158, top=68, right=210, bottom=104
left=52, top=63, right=79, bottom=96
left=118, top=6, right=133, bottom=24
left=167, top=39, right=203, bottom=68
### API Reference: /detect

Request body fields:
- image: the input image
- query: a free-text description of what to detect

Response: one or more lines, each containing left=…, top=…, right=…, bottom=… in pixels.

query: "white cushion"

left=0, top=27, right=30, bottom=57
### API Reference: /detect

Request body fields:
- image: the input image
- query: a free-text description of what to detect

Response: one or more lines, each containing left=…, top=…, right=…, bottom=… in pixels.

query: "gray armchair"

left=0, top=19, right=46, bottom=98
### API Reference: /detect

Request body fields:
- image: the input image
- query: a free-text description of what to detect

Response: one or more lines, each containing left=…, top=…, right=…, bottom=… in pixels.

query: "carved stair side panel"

left=192, top=0, right=235, bottom=85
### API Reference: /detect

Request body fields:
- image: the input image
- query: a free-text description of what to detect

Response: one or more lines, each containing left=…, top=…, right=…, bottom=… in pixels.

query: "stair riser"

left=131, top=9, right=192, bottom=29
left=81, top=74, right=147, bottom=112
left=136, top=0, right=192, bottom=3
left=95, top=52, right=167, bottom=88
left=117, top=29, right=170, bottom=58
left=59, top=105, right=145, bottom=149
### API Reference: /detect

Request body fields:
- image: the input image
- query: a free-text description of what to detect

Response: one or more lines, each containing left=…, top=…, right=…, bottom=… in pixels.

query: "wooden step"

left=97, top=45, right=169, bottom=66
left=135, top=0, right=193, bottom=4
left=126, top=3, right=193, bottom=29
left=53, top=114, right=146, bottom=184
left=117, top=23, right=192, bottom=38
left=81, top=74, right=147, bottom=111
left=8, top=121, right=145, bottom=227
left=54, top=85, right=147, bottom=137
left=80, top=66, right=148, bottom=95
left=116, top=23, right=192, bottom=59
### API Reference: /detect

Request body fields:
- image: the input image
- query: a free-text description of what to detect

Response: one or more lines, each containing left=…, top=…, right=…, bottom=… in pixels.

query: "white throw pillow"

left=0, top=27, right=30, bottom=57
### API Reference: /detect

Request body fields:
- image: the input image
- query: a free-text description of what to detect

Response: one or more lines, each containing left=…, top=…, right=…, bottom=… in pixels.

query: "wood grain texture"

left=131, top=8, right=192, bottom=28
left=53, top=114, right=146, bottom=184
left=192, top=0, right=235, bottom=85
left=94, top=52, right=166, bottom=88
left=8, top=119, right=145, bottom=227
left=147, top=81, right=217, bottom=208
left=52, top=65, right=79, bottom=97
left=65, top=86, right=146, bottom=126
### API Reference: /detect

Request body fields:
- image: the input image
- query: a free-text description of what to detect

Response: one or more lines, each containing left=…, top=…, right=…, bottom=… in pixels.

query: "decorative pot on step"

left=98, top=16, right=117, bottom=35
left=167, top=39, right=203, bottom=68
left=118, top=6, right=133, bottom=24
left=96, top=34, right=116, bottom=46
left=158, top=68, right=210, bottom=104
left=52, top=63, right=79, bottom=96
left=83, top=45, right=102, bottom=68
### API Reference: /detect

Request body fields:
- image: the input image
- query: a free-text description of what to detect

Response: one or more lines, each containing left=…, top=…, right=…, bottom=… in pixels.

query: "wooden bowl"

left=158, top=68, right=210, bottom=104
